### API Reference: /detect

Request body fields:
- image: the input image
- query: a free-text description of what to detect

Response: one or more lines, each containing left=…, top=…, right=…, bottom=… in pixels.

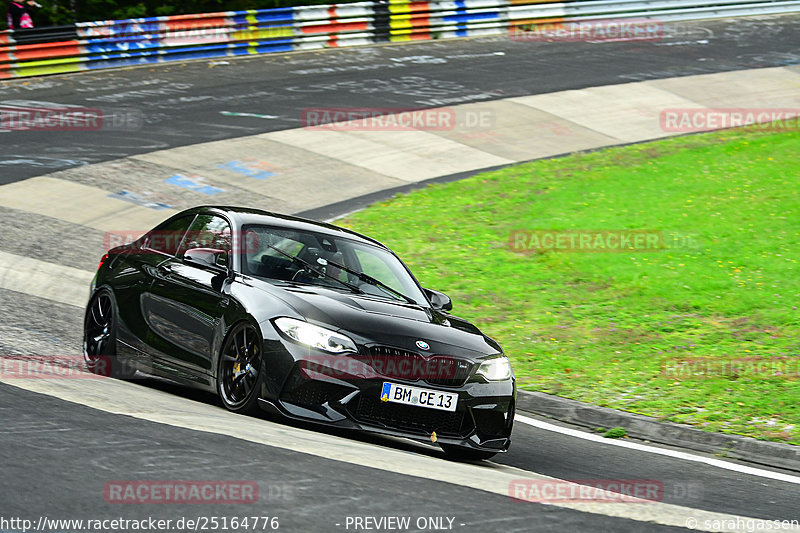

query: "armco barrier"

left=1, top=0, right=800, bottom=79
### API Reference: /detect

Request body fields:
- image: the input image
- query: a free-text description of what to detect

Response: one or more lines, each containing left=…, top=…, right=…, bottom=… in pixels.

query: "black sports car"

left=83, top=206, right=515, bottom=460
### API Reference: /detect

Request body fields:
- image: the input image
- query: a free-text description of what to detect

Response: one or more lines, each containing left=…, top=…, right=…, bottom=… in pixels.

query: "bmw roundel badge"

left=416, top=340, right=430, bottom=351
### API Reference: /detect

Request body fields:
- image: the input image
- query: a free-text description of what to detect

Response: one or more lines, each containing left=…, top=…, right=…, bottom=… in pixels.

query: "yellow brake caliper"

left=232, top=348, right=242, bottom=382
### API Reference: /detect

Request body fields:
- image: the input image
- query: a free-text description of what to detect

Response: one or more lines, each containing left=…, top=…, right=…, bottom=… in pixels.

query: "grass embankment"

left=337, top=126, right=800, bottom=444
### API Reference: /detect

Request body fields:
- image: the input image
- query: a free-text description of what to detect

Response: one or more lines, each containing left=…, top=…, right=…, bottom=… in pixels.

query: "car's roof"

left=186, top=206, right=387, bottom=249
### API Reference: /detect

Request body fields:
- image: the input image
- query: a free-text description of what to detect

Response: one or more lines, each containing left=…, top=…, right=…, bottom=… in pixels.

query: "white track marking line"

left=516, top=414, right=800, bottom=485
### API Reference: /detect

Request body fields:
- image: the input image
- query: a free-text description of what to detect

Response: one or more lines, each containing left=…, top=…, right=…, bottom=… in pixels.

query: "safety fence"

left=2, top=0, right=799, bottom=79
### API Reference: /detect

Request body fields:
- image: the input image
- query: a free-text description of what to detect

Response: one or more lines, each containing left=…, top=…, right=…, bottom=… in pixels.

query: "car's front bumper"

left=258, top=338, right=515, bottom=453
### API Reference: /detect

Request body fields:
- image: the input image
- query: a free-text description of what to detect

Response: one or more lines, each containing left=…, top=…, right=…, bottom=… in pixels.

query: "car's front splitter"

left=256, top=383, right=513, bottom=453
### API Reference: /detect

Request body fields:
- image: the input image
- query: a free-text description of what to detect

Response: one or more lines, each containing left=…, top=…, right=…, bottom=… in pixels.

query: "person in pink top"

left=7, top=0, right=40, bottom=30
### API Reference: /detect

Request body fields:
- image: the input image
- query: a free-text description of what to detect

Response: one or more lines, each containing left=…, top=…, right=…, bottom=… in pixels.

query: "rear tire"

left=83, top=290, right=135, bottom=379
left=441, top=444, right=498, bottom=462
left=217, top=322, right=264, bottom=415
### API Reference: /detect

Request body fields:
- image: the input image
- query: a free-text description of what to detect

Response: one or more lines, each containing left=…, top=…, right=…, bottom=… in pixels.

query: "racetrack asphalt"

left=1, top=15, right=799, bottom=184
left=0, top=382, right=694, bottom=533
left=1, top=14, right=800, bottom=533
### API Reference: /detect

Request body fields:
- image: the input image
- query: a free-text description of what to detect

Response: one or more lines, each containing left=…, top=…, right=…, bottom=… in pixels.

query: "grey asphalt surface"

left=1, top=16, right=800, bottom=184
left=2, top=381, right=695, bottom=533
left=496, top=420, right=800, bottom=521
left=1, top=14, right=800, bottom=533
left=2, top=358, right=800, bottom=530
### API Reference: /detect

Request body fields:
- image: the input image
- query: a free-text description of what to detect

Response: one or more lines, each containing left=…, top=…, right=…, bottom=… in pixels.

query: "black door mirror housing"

left=184, top=248, right=229, bottom=272
left=424, top=288, right=453, bottom=312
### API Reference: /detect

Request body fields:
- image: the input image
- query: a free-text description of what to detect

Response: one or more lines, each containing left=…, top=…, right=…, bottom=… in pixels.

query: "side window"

left=242, top=227, right=304, bottom=279
left=179, top=215, right=232, bottom=262
left=144, top=215, right=195, bottom=256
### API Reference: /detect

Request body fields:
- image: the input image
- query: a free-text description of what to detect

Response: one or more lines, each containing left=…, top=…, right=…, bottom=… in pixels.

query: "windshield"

left=241, top=225, right=426, bottom=305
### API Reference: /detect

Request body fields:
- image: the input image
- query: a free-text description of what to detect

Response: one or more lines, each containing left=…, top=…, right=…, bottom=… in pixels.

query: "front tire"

left=217, top=322, right=264, bottom=415
left=83, top=290, right=135, bottom=379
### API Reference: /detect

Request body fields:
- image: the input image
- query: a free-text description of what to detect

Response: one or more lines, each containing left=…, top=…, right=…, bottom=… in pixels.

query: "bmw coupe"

left=83, top=206, right=515, bottom=460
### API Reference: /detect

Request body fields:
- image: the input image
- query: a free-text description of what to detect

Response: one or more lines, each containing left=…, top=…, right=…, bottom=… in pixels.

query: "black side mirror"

left=184, top=248, right=229, bottom=272
left=424, top=288, right=453, bottom=312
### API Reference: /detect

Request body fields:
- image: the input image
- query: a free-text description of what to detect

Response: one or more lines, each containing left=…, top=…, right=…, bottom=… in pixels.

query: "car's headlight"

left=274, top=317, right=357, bottom=354
left=476, top=356, right=512, bottom=381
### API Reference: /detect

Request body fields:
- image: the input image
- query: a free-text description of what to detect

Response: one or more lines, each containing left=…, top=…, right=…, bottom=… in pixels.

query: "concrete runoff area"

left=508, top=83, right=706, bottom=143
left=130, top=136, right=409, bottom=212
left=3, top=16, right=799, bottom=187
left=649, top=68, right=800, bottom=109
left=0, top=66, right=797, bottom=313
left=0, top=250, right=93, bottom=308
left=264, top=127, right=513, bottom=182
left=0, top=177, right=178, bottom=233
left=0, top=67, right=797, bottom=228
left=430, top=100, right=620, bottom=162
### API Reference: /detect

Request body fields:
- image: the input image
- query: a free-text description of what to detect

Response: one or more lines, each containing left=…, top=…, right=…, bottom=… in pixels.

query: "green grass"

left=337, top=125, right=800, bottom=444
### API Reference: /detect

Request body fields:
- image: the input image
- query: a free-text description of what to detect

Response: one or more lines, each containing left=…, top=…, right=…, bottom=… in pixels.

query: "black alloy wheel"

left=218, top=322, right=263, bottom=414
left=83, top=290, right=135, bottom=378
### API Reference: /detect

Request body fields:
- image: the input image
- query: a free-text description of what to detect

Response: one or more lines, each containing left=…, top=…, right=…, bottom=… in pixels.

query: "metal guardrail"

left=1, top=0, right=799, bottom=79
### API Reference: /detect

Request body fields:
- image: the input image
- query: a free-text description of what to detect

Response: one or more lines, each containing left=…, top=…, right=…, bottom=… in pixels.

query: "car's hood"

left=247, top=279, right=502, bottom=359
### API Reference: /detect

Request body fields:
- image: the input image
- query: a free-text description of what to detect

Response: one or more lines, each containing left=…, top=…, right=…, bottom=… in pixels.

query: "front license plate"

left=380, top=382, right=458, bottom=412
